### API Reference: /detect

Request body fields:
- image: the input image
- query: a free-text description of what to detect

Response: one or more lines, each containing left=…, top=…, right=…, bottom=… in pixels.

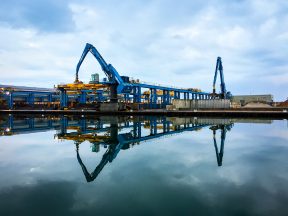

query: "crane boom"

left=212, top=57, right=231, bottom=99
left=75, top=43, right=109, bottom=82
left=75, top=43, right=132, bottom=94
left=210, top=124, right=233, bottom=166
left=77, top=146, right=113, bottom=182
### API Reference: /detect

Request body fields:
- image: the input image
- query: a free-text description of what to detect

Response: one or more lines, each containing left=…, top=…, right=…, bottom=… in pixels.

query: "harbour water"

left=0, top=115, right=287, bottom=215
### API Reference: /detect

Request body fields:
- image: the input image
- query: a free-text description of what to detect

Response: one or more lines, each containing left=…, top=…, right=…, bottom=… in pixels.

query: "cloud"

left=0, top=180, right=77, bottom=216
left=0, top=0, right=287, bottom=100
left=60, top=130, right=288, bottom=216
left=0, top=0, right=74, bottom=32
left=0, top=117, right=288, bottom=215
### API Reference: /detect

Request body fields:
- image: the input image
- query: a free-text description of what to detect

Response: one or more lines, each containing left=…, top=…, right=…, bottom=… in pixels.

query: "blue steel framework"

left=0, top=43, right=222, bottom=109
left=0, top=84, right=214, bottom=109
left=59, top=89, right=106, bottom=108
left=0, top=85, right=58, bottom=109
left=1, top=115, right=232, bottom=182
left=126, top=82, right=211, bottom=107
left=0, top=85, right=106, bottom=109
left=59, top=43, right=214, bottom=108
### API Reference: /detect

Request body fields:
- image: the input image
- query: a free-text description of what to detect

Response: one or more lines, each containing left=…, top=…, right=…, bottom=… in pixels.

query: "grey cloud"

left=248, top=52, right=288, bottom=68
left=0, top=0, right=74, bottom=32
left=73, top=150, right=288, bottom=216
left=0, top=121, right=288, bottom=215
left=71, top=132, right=288, bottom=215
left=0, top=0, right=287, bottom=100
left=0, top=180, right=77, bottom=216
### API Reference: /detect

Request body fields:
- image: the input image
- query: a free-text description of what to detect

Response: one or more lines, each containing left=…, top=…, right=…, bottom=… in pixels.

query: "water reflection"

left=0, top=115, right=237, bottom=182
left=210, top=124, right=233, bottom=166
left=1, top=115, right=288, bottom=216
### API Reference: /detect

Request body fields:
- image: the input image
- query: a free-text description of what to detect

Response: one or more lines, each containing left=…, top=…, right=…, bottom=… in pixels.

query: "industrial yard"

left=1, top=1, right=288, bottom=216
left=0, top=43, right=287, bottom=117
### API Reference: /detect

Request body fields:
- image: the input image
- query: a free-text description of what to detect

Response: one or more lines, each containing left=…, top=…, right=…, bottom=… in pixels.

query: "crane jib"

left=75, top=43, right=132, bottom=93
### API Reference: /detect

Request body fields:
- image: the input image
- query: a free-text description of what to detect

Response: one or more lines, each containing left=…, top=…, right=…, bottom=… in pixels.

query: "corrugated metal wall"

left=167, top=117, right=233, bottom=125
left=173, top=99, right=231, bottom=109
left=232, top=95, right=273, bottom=104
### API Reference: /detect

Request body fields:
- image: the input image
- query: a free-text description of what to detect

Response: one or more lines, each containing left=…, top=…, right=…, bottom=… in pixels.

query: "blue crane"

left=210, top=124, right=233, bottom=166
left=75, top=43, right=132, bottom=96
left=212, top=57, right=231, bottom=99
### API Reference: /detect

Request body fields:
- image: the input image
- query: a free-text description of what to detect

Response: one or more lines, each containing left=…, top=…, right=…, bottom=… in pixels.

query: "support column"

left=138, top=87, right=141, bottom=103
left=167, top=90, right=171, bottom=104
left=110, top=84, right=118, bottom=103
left=133, top=87, right=137, bottom=103
left=133, top=121, right=141, bottom=138
left=174, top=91, right=180, bottom=100
left=8, top=114, right=13, bottom=129
left=133, top=86, right=141, bottom=103
left=48, top=119, right=52, bottom=128
left=97, top=90, right=104, bottom=102
left=8, top=93, right=13, bottom=109
left=167, top=121, right=170, bottom=132
left=80, top=118, right=87, bottom=133
left=28, top=93, right=35, bottom=105
left=124, top=93, right=129, bottom=102
left=153, top=89, right=157, bottom=104
left=110, top=123, right=119, bottom=144
left=163, top=90, right=168, bottom=106
left=150, top=88, right=157, bottom=108
left=60, top=89, right=68, bottom=108
left=60, top=116, right=68, bottom=134
left=48, top=94, right=53, bottom=103
left=150, top=118, right=157, bottom=135
left=28, top=118, right=35, bottom=129
left=163, top=121, right=167, bottom=133
left=79, top=91, right=87, bottom=104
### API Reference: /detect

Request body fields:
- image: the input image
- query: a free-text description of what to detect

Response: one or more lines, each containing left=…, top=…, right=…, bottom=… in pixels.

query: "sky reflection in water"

left=0, top=115, right=287, bottom=216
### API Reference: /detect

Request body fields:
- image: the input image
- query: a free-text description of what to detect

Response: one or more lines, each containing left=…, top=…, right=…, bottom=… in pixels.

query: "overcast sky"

left=0, top=0, right=287, bottom=100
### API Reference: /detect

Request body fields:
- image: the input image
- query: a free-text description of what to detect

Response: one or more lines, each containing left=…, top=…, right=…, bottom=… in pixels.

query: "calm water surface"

left=0, top=115, right=287, bottom=216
